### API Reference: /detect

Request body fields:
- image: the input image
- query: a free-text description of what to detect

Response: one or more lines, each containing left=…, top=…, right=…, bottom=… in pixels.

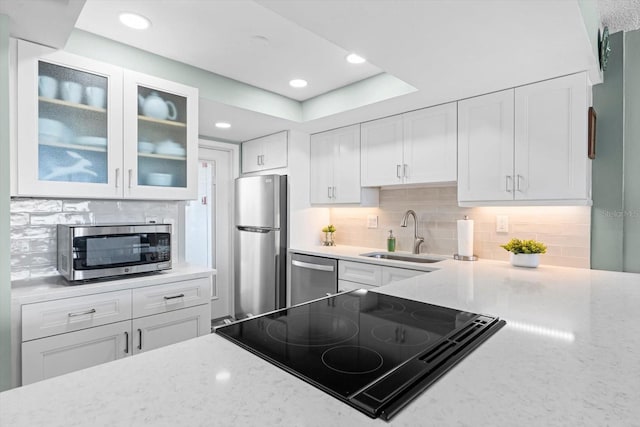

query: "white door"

left=185, top=144, right=234, bottom=320
left=309, top=131, right=335, bottom=204
left=514, top=73, right=588, bottom=201
left=360, top=115, right=404, bottom=187
left=403, top=103, right=457, bottom=184
left=22, top=320, right=131, bottom=385
left=457, top=89, right=515, bottom=202
left=333, top=124, right=362, bottom=203
left=132, top=305, right=210, bottom=354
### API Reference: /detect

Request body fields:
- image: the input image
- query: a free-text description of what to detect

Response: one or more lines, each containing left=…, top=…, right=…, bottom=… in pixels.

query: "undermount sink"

left=360, top=252, right=445, bottom=264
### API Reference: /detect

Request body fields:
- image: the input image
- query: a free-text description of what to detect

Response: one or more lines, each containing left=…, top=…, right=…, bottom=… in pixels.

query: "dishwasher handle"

left=292, top=260, right=335, bottom=272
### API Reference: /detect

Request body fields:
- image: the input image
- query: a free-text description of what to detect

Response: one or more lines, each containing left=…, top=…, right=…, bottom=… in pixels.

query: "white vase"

left=510, top=253, right=540, bottom=268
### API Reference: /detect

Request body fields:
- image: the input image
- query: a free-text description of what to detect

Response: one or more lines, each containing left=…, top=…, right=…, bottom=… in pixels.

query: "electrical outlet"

left=367, top=215, right=378, bottom=229
left=496, top=215, right=509, bottom=233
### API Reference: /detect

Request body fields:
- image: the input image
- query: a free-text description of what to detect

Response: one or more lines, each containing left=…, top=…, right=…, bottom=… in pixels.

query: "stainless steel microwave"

left=57, top=224, right=172, bottom=282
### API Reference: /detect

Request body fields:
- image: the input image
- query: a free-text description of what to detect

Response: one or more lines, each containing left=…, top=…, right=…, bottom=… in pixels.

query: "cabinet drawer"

left=338, top=279, right=376, bottom=292
left=132, top=277, right=210, bottom=318
left=338, top=261, right=382, bottom=286
left=22, top=290, right=132, bottom=341
left=382, top=267, right=424, bottom=285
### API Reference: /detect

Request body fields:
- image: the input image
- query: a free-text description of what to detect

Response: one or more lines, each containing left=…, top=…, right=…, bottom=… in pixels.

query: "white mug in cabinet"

left=85, top=86, right=106, bottom=108
left=60, top=81, right=82, bottom=104
left=38, top=75, right=58, bottom=99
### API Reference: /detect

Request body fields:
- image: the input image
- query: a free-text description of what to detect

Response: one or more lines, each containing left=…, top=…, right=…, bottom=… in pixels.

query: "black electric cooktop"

left=216, top=290, right=505, bottom=420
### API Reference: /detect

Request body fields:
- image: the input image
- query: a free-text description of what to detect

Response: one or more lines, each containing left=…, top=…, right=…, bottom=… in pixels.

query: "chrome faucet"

left=400, top=210, right=424, bottom=254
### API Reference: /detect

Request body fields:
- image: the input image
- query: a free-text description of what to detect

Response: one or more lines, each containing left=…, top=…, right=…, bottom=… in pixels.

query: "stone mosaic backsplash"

left=10, top=198, right=182, bottom=281
left=329, top=187, right=591, bottom=268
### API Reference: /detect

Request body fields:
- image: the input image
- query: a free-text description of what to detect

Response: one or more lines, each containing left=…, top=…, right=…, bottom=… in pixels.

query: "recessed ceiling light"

left=289, top=79, right=308, bottom=88
left=346, top=53, right=366, bottom=64
left=119, top=12, right=151, bottom=30
left=215, top=122, right=231, bottom=129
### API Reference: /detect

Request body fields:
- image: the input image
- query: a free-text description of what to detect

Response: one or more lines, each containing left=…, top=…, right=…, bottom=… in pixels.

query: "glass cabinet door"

left=136, top=86, right=188, bottom=188
left=37, top=61, right=109, bottom=184
left=16, top=41, right=123, bottom=198
left=124, top=71, right=198, bottom=200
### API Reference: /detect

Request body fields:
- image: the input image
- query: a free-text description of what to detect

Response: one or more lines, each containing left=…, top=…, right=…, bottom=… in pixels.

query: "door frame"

left=179, top=139, right=239, bottom=319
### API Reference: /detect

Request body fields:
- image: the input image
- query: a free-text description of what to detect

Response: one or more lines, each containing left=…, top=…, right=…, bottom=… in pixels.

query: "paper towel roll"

left=457, top=218, right=474, bottom=257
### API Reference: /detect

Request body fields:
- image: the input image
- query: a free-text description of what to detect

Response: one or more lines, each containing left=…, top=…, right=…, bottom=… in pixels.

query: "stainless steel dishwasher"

left=290, top=253, right=338, bottom=305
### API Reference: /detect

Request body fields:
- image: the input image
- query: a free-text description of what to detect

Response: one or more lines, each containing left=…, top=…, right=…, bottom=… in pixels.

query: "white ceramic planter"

left=510, top=253, right=540, bottom=268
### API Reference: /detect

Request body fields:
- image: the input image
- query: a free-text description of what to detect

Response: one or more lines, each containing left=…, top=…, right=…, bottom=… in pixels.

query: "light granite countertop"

left=2, top=248, right=640, bottom=426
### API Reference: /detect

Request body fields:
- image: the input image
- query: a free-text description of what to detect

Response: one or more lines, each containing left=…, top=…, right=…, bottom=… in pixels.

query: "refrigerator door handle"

left=291, top=260, right=335, bottom=272
left=237, top=226, right=272, bottom=233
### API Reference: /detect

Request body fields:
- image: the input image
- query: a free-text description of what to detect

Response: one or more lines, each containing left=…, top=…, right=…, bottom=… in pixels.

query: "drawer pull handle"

left=124, top=331, right=129, bottom=354
left=163, top=293, right=185, bottom=300
left=68, top=308, right=96, bottom=317
left=138, top=328, right=142, bottom=350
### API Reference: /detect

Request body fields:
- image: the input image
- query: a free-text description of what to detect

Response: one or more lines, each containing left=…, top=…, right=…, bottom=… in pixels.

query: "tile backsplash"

left=329, top=187, right=591, bottom=268
left=10, top=198, right=182, bottom=281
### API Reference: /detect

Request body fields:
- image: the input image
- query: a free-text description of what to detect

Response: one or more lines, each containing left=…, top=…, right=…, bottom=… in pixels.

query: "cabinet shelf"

left=39, top=141, right=107, bottom=153
left=138, top=152, right=186, bottom=161
left=39, top=97, right=107, bottom=114
left=138, top=115, right=187, bottom=128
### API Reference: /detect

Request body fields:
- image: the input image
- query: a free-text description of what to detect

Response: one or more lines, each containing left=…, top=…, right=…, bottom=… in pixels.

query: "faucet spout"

left=400, top=210, right=424, bottom=254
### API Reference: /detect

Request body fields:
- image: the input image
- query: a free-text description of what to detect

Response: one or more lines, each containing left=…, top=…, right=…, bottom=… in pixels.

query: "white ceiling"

left=2, top=0, right=616, bottom=142
left=598, top=0, right=640, bottom=33
left=75, top=0, right=383, bottom=102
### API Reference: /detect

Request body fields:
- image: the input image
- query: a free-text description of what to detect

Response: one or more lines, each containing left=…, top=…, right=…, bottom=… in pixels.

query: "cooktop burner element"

left=266, top=313, right=359, bottom=347
left=322, top=345, right=384, bottom=374
left=216, top=290, right=505, bottom=421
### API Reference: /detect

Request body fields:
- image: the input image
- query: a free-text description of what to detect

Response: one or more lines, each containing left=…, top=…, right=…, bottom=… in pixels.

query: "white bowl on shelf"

left=138, top=141, right=155, bottom=153
left=155, top=140, right=186, bottom=156
left=147, top=173, right=173, bottom=186
left=73, top=136, right=107, bottom=147
left=38, top=118, right=72, bottom=144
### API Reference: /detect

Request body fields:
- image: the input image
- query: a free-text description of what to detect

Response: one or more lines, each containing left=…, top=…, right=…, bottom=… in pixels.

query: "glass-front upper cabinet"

left=123, top=71, right=198, bottom=200
left=16, top=40, right=124, bottom=199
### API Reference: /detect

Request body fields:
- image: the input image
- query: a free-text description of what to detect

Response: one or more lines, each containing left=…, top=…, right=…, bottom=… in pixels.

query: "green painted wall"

left=0, top=14, right=12, bottom=391
left=591, top=29, right=640, bottom=273
left=591, top=31, right=624, bottom=271
left=623, top=30, right=640, bottom=273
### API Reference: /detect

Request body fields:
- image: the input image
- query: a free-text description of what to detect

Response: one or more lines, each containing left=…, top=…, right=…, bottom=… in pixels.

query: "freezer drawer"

left=290, top=253, right=338, bottom=305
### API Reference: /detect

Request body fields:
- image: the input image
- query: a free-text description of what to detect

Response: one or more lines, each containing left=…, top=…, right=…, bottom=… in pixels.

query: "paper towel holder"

left=454, top=215, right=478, bottom=261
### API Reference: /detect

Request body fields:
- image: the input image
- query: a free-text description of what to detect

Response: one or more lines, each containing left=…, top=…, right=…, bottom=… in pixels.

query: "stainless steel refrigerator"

left=234, top=174, right=287, bottom=319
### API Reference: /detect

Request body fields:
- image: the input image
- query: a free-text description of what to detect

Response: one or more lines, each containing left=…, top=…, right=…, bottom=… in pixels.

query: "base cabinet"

left=337, top=260, right=425, bottom=292
left=131, top=304, right=209, bottom=354
left=20, top=277, right=211, bottom=385
left=22, top=320, right=130, bottom=385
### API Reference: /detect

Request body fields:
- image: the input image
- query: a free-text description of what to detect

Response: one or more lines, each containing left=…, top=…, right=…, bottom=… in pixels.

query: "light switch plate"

left=496, top=215, right=509, bottom=233
left=367, top=215, right=378, bottom=229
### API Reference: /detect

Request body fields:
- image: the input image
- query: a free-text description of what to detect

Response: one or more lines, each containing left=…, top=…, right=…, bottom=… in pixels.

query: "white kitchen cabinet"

left=458, top=73, right=590, bottom=206
left=458, top=89, right=515, bottom=203
left=22, top=320, right=131, bottom=385
left=338, top=260, right=425, bottom=290
left=123, top=71, right=199, bottom=200
left=381, top=267, right=424, bottom=285
left=241, top=131, right=288, bottom=173
left=21, top=277, right=211, bottom=385
left=361, top=103, right=457, bottom=187
left=15, top=40, right=198, bottom=200
left=310, top=124, right=378, bottom=205
left=131, top=304, right=210, bottom=355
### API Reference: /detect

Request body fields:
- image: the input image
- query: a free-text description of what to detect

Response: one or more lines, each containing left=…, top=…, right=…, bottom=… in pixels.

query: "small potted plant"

left=500, top=238, right=547, bottom=268
left=321, top=224, right=336, bottom=246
